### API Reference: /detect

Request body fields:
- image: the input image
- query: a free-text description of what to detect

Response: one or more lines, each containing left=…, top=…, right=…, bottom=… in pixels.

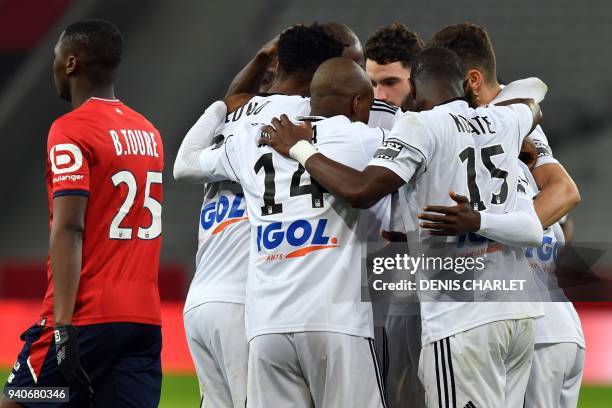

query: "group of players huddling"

left=1, top=17, right=584, bottom=408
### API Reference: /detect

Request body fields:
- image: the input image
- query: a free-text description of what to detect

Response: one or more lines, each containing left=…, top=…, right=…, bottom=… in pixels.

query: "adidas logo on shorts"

left=463, top=401, right=477, bottom=408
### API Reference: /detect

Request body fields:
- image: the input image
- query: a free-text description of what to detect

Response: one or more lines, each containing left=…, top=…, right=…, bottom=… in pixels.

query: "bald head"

left=324, top=22, right=365, bottom=67
left=310, top=57, right=373, bottom=123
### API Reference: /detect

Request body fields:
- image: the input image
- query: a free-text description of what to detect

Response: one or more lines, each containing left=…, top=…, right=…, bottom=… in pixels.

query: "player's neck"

left=477, top=82, right=502, bottom=106
left=70, top=81, right=116, bottom=109
left=268, top=78, right=310, bottom=97
left=417, top=90, right=464, bottom=111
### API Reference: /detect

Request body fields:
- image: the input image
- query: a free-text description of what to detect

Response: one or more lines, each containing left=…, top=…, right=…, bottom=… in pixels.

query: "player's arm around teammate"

left=429, top=22, right=580, bottom=227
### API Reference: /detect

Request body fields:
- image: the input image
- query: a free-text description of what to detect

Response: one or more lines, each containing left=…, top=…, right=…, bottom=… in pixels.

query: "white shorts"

left=524, top=342, right=585, bottom=408
left=419, top=318, right=534, bottom=408
left=385, top=314, right=425, bottom=408
left=183, top=302, right=248, bottom=408
left=248, top=332, right=386, bottom=408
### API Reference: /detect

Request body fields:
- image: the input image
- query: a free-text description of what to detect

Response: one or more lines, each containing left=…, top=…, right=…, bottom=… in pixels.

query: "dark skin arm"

left=50, top=195, right=87, bottom=325
left=260, top=115, right=404, bottom=208
left=418, top=192, right=481, bottom=235
left=225, top=34, right=279, bottom=96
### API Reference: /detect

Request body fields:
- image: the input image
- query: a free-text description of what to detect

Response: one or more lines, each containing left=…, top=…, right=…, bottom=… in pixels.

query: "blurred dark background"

left=0, top=0, right=611, bottom=293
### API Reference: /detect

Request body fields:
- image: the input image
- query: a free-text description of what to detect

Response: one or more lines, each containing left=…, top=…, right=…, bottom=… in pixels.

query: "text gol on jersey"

left=256, top=218, right=339, bottom=262
left=201, top=194, right=248, bottom=235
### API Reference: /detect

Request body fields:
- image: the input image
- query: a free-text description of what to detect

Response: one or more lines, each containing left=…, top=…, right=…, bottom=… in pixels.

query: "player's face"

left=366, top=59, right=411, bottom=107
left=52, top=33, right=71, bottom=101
left=259, top=62, right=277, bottom=93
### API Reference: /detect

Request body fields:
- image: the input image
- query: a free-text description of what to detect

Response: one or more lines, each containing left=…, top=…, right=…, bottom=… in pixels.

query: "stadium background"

left=0, top=0, right=611, bottom=406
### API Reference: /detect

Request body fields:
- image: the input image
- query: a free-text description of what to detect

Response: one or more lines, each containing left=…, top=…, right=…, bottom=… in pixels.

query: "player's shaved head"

left=407, top=47, right=466, bottom=111
left=53, top=19, right=123, bottom=102
left=310, top=57, right=373, bottom=123
left=324, top=22, right=365, bottom=67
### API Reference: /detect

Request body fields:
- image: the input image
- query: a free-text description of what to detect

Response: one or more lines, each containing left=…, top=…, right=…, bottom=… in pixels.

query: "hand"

left=224, top=93, right=253, bottom=114
left=258, top=34, right=280, bottom=58
left=418, top=192, right=481, bottom=235
left=258, top=115, right=313, bottom=157
left=54, top=325, right=93, bottom=399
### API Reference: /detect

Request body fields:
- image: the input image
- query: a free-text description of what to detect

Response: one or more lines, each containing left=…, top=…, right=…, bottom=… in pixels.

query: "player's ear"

left=352, top=94, right=361, bottom=115
left=65, top=55, right=77, bottom=75
left=466, top=69, right=483, bottom=93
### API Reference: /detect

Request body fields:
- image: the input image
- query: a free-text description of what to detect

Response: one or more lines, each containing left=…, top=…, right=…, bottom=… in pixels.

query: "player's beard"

left=464, top=85, right=479, bottom=108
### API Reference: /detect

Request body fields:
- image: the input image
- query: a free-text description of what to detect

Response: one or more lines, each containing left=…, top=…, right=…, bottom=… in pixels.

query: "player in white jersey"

left=174, top=24, right=344, bottom=407
left=430, top=22, right=580, bottom=229
left=226, top=22, right=403, bottom=132
left=515, top=161, right=585, bottom=408
left=261, top=47, right=545, bottom=408
left=182, top=58, right=390, bottom=407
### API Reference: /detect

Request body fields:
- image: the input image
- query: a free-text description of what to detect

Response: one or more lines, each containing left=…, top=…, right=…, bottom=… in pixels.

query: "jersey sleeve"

left=47, top=122, right=91, bottom=198
left=526, top=125, right=559, bottom=168
left=505, top=103, right=535, bottom=142
left=367, top=112, right=429, bottom=183
left=359, top=126, right=387, bottom=159
left=197, top=134, right=240, bottom=183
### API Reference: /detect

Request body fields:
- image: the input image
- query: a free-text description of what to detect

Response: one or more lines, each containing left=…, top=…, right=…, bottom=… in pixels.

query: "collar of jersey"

left=295, top=115, right=326, bottom=123
left=437, top=96, right=468, bottom=106
left=88, top=97, right=122, bottom=104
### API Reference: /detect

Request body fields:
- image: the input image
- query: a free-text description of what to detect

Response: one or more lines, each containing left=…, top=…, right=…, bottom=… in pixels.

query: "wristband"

left=289, top=140, right=317, bottom=166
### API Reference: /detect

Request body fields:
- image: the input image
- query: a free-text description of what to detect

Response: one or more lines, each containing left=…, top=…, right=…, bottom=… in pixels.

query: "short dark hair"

left=277, top=23, right=344, bottom=79
left=428, top=23, right=496, bottom=84
left=62, top=19, right=123, bottom=74
left=364, top=23, right=424, bottom=68
left=410, top=47, right=466, bottom=85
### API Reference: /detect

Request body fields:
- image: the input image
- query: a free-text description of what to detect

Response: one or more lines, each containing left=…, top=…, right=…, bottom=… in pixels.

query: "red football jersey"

left=42, top=97, right=164, bottom=326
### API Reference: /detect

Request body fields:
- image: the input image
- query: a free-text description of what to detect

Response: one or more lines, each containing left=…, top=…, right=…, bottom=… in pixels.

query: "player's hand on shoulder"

left=258, top=33, right=280, bottom=59
left=418, top=192, right=481, bottom=236
left=258, top=114, right=313, bottom=157
left=54, top=324, right=94, bottom=399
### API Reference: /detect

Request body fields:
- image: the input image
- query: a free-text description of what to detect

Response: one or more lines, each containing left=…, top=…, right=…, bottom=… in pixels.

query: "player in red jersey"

left=2, top=20, right=164, bottom=408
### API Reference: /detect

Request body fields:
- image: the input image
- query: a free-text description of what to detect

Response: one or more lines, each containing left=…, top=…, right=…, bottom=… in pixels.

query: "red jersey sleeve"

left=47, top=121, right=91, bottom=197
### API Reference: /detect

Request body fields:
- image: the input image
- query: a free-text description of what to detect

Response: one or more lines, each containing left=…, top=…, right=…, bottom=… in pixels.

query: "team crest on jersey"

left=50, top=143, right=83, bottom=175
left=373, top=139, right=404, bottom=160
left=256, top=218, right=339, bottom=262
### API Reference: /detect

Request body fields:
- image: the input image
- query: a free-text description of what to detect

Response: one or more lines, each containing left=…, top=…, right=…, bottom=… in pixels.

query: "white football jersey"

left=369, top=98, right=543, bottom=345
left=184, top=94, right=310, bottom=313
left=491, top=84, right=558, bottom=169
left=198, top=115, right=389, bottom=340
left=520, top=162, right=585, bottom=348
left=368, top=98, right=403, bottom=129
left=528, top=125, right=559, bottom=168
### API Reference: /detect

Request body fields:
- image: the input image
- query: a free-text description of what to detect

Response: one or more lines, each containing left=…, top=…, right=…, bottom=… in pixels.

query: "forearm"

left=304, top=153, right=379, bottom=208
left=174, top=101, right=227, bottom=182
left=534, top=177, right=580, bottom=227
left=226, top=51, right=273, bottom=96
left=477, top=200, right=543, bottom=246
left=51, top=225, right=83, bottom=325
